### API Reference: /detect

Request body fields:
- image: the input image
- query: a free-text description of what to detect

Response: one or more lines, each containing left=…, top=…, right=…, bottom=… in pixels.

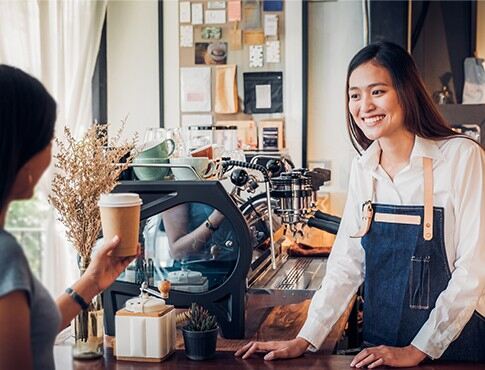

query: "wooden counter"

left=55, top=346, right=484, bottom=370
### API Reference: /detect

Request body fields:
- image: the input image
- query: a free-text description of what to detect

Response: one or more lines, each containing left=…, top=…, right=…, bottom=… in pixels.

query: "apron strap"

left=423, top=157, right=433, bottom=241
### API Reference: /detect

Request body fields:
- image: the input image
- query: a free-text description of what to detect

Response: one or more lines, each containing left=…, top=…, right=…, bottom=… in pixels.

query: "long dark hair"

left=345, top=41, right=457, bottom=153
left=0, top=65, right=57, bottom=210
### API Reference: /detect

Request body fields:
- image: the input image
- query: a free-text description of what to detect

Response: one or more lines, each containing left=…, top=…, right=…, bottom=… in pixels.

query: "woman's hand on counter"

left=234, top=337, right=310, bottom=360
left=350, top=344, right=427, bottom=368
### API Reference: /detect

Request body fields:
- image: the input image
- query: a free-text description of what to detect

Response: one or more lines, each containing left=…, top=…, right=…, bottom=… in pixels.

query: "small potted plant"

left=182, top=303, right=218, bottom=360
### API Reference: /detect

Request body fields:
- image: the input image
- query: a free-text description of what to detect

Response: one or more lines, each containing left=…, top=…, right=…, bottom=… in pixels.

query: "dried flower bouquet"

left=49, top=125, right=137, bottom=260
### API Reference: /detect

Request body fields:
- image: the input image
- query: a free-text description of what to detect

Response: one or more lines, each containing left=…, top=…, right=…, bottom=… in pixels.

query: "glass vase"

left=72, top=257, right=104, bottom=360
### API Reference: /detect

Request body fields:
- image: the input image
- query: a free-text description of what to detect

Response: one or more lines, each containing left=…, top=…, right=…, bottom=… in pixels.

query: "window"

left=5, top=194, right=49, bottom=278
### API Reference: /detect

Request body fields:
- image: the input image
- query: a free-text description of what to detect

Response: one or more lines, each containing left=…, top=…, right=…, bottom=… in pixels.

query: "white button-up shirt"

left=298, top=136, right=485, bottom=359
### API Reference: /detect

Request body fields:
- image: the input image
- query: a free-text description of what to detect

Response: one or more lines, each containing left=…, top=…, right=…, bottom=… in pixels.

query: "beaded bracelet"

left=65, top=287, right=89, bottom=310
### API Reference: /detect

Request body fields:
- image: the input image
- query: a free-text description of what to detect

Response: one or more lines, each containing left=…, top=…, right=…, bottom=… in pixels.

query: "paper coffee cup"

left=98, top=193, right=142, bottom=257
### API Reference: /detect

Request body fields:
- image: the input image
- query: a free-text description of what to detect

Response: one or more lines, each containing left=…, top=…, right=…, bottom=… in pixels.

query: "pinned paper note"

left=263, top=0, right=283, bottom=12
left=205, top=9, right=226, bottom=24
left=208, top=1, right=226, bottom=9
left=264, top=14, right=278, bottom=37
left=228, top=25, right=242, bottom=50
left=180, top=25, right=193, bottom=48
left=265, top=40, right=280, bottom=63
left=180, top=67, right=211, bottom=112
left=181, top=114, right=213, bottom=127
left=244, top=30, right=265, bottom=45
left=191, top=3, right=203, bottom=25
left=180, top=2, right=191, bottom=23
left=256, top=85, right=272, bottom=109
left=243, top=0, right=261, bottom=29
left=249, top=45, right=264, bottom=68
left=228, top=0, right=241, bottom=22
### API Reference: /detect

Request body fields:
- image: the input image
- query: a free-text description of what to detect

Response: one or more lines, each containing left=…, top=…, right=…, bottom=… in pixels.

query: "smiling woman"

left=236, top=42, right=485, bottom=368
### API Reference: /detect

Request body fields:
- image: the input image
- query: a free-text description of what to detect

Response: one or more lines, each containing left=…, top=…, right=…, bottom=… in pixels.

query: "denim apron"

left=357, top=157, right=485, bottom=362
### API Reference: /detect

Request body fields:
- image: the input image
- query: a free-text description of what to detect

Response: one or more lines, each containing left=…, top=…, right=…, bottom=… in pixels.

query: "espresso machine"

left=103, top=156, right=340, bottom=339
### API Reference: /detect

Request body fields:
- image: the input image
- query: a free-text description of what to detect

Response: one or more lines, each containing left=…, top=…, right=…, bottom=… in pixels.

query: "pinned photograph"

left=195, top=42, right=228, bottom=65
left=201, top=27, right=222, bottom=40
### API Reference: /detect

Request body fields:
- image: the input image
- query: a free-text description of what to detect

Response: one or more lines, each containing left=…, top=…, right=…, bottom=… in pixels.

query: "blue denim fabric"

left=361, top=203, right=485, bottom=362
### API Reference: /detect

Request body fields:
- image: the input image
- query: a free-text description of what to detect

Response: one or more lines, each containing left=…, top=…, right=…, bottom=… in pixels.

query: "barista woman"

left=235, top=41, right=485, bottom=367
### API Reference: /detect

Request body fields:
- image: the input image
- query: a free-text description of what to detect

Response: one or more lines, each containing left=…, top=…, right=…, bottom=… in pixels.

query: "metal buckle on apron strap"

left=423, top=157, right=434, bottom=241
left=350, top=200, right=374, bottom=238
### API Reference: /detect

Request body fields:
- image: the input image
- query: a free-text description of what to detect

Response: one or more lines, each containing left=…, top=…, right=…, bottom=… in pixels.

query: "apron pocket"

left=409, top=256, right=430, bottom=309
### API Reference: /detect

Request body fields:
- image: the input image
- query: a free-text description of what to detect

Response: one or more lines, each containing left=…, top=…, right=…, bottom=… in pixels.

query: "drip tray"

left=247, top=257, right=327, bottom=309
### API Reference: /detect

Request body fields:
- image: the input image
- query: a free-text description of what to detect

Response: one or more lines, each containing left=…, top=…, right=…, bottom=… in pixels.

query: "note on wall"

left=265, top=40, right=280, bottom=63
left=179, top=2, right=191, bottom=23
left=249, top=45, right=264, bottom=68
left=191, top=3, right=203, bottom=25
left=205, top=10, right=226, bottom=24
left=180, top=25, right=193, bottom=48
left=208, top=1, right=226, bottom=9
left=243, top=0, right=261, bottom=29
left=256, top=85, right=272, bottom=109
left=180, top=67, right=211, bottom=112
left=264, top=14, right=278, bottom=37
left=181, top=114, right=213, bottom=127
left=227, top=0, right=241, bottom=22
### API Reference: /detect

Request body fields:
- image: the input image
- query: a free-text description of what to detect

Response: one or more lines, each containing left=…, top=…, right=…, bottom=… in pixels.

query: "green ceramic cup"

left=133, top=139, right=175, bottom=181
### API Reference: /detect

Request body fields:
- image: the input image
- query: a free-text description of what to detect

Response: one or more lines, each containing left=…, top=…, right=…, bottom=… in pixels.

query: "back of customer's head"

left=0, top=65, right=56, bottom=209
left=345, top=41, right=456, bottom=152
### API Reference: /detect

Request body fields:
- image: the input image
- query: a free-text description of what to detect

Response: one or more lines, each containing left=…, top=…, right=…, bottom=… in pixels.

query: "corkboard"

left=179, top=0, right=286, bottom=128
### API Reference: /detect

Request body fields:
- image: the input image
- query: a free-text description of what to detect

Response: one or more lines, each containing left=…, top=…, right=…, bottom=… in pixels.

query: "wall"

left=106, top=0, right=358, bottom=213
left=307, top=1, right=364, bottom=214
left=109, top=0, right=302, bottom=165
left=478, top=1, right=485, bottom=58
left=107, top=0, right=160, bottom=141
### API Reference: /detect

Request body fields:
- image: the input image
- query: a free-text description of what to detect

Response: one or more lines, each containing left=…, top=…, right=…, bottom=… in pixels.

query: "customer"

left=235, top=41, right=485, bottom=367
left=0, top=65, right=137, bottom=370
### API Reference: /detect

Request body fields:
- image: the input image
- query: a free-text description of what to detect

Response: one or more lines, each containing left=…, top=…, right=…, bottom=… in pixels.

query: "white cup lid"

left=125, top=296, right=166, bottom=313
left=98, top=193, right=142, bottom=207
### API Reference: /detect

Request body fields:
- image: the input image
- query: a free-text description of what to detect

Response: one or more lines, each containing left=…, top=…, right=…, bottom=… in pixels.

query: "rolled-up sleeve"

left=412, top=144, right=485, bottom=359
left=298, top=158, right=366, bottom=350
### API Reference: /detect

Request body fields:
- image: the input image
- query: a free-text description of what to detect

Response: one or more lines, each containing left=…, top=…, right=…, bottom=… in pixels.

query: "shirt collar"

left=357, top=135, right=444, bottom=171
left=410, top=135, right=444, bottom=162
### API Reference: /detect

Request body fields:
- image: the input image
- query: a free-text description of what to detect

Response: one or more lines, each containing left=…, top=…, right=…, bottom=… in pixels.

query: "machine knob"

left=210, top=244, right=221, bottom=259
left=266, top=159, right=285, bottom=177
left=231, top=168, right=250, bottom=187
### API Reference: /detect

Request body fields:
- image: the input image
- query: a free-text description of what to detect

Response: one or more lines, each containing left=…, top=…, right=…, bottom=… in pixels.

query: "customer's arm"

left=0, top=291, right=33, bottom=370
left=56, top=236, right=136, bottom=329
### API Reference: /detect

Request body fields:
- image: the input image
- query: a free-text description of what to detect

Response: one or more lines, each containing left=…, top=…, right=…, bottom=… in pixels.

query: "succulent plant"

left=185, top=303, right=218, bottom=331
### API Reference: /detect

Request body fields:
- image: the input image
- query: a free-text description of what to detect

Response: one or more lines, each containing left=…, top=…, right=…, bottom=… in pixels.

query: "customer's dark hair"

left=345, top=41, right=457, bottom=153
left=0, top=65, right=56, bottom=210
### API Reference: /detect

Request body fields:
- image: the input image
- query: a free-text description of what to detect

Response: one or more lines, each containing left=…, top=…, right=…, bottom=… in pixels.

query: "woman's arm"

left=411, top=143, right=485, bottom=359
left=236, top=158, right=366, bottom=360
left=56, top=236, right=136, bottom=329
left=0, top=291, right=33, bottom=370
left=297, top=158, right=365, bottom=350
left=163, top=205, right=225, bottom=259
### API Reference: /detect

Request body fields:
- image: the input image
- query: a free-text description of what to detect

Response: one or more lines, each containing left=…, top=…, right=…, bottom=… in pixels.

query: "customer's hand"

left=83, top=235, right=139, bottom=294
left=234, top=338, right=309, bottom=360
left=350, top=344, right=427, bottom=368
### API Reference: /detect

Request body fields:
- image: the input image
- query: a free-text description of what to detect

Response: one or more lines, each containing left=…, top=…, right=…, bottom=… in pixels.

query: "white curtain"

left=0, top=0, right=107, bottom=296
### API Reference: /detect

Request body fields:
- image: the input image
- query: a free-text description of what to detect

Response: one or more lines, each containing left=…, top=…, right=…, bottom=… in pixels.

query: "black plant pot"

left=182, top=326, right=218, bottom=360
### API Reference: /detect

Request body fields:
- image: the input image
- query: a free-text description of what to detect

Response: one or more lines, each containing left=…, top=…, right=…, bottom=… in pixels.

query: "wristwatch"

left=205, top=218, right=219, bottom=231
